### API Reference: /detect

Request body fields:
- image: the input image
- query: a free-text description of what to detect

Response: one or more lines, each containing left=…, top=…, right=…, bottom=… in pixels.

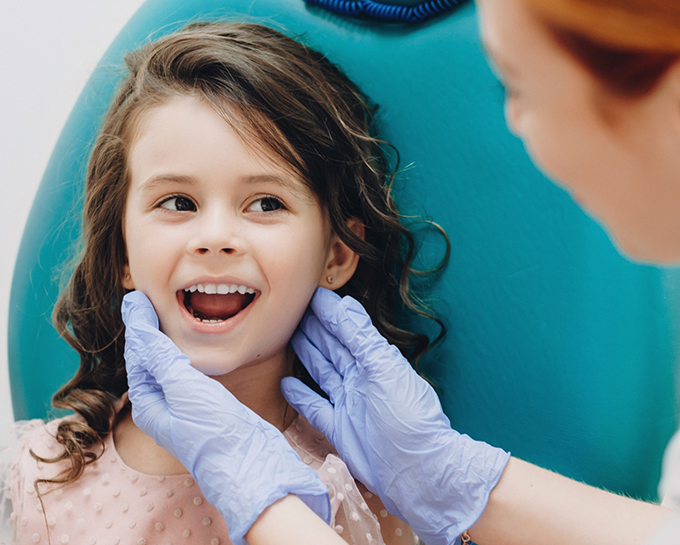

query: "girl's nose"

left=504, top=95, right=525, bottom=137
left=188, top=210, right=244, bottom=256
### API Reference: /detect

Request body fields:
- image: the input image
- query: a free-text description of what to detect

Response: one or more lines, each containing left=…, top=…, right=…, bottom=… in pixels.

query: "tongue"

left=189, top=292, right=250, bottom=320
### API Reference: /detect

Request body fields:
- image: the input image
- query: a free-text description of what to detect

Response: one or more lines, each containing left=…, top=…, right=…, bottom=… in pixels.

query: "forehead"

left=477, top=0, right=551, bottom=72
left=130, top=97, right=295, bottom=175
left=127, top=96, right=317, bottom=201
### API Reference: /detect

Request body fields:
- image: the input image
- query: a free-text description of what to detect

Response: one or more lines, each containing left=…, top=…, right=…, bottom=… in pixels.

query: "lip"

left=176, top=276, right=260, bottom=335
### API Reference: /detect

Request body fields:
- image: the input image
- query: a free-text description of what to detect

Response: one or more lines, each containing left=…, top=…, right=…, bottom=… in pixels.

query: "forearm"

left=246, top=495, right=346, bottom=545
left=470, top=457, right=673, bottom=545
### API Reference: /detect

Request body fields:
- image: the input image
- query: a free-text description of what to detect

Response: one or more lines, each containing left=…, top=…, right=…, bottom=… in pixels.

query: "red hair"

left=525, top=0, right=680, bottom=97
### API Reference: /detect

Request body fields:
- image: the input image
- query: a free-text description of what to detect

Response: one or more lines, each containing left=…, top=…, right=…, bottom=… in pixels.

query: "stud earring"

left=326, top=276, right=334, bottom=284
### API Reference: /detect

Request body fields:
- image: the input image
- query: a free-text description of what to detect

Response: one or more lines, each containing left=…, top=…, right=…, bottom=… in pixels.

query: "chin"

left=611, top=231, right=680, bottom=266
left=189, top=361, right=240, bottom=378
left=176, top=347, right=243, bottom=377
left=184, top=347, right=279, bottom=379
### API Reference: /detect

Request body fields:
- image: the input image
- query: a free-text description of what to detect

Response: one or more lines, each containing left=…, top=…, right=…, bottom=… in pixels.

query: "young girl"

left=1, top=22, right=446, bottom=545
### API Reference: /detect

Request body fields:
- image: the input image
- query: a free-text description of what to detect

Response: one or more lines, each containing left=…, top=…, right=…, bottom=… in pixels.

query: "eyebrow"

left=138, top=174, right=195, bottom=193
left=137, top=173, right=304, bottom=193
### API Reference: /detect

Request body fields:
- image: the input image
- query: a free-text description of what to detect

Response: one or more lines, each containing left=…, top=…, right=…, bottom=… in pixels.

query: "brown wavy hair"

left=525, top=0, right=680, bottom=97
left=35, top=22, right=449, bottom=493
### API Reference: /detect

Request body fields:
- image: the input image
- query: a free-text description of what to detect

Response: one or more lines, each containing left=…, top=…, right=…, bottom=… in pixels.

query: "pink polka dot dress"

left=2, top=415, right=409, bottom=545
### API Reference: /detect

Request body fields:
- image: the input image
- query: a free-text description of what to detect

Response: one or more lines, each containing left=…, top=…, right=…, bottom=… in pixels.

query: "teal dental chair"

left=9, top=0, right=680, bottom=503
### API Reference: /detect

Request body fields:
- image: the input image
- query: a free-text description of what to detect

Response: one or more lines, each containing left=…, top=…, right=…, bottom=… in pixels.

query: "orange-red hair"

left=525, top=0, right=680, bottom=96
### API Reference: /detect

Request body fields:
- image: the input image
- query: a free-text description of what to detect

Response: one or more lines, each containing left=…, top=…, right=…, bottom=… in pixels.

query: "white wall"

left=0, top=0, right=146, bottom=430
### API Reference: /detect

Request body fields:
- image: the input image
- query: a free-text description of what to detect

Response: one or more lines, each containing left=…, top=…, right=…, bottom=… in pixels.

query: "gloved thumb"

left=281, top=377, right=335, bottom=442
left=122, top=291, right=159, bottom=329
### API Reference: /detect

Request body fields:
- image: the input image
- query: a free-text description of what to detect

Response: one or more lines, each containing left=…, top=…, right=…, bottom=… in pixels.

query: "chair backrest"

left=9, top=0, right=680, bottom=501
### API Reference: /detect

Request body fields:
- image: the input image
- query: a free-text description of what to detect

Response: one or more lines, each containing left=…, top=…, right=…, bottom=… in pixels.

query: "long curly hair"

left=37, top=22, right=449, bottom=491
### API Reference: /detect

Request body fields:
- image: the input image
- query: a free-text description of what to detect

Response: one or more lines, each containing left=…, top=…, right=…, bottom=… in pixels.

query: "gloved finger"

left=121, top=291, right=159, bottom=329
left=123, top=309, right=203, bottom=405
left=140, top=349, right=223, bottom=410
left=129, top=385, right=168, bottom=433
left=123, top=314, right=233, bottom=419
left=298, top=312, right=356, bottom=379
left=124, top=317, right=184, bottom=376
left=291, top=329, right=344, bottom=404
left=309, top=288, right=379, bottom=351
left=125, top=361, right=170, bottom=431
left=121, top=291, right=195, bottom=389
left=280, top=377, right=336, bottom=442
left=310, top=288, right=405, bottom=374
left=121, top=293, right=256, bottom=417
left=126, top=356, right=163, bottom=399
left=125, top=347, right=166, bottom=407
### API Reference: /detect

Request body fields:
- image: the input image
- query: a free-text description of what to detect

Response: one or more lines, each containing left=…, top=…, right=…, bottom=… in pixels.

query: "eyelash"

left=248, top=195, right=286, bottom=213
left=158, top=194, right=196, bottom=211
left=156, top=194, right=287, bottom=213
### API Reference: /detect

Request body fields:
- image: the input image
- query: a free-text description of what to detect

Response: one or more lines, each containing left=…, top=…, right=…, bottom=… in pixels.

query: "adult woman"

left=123, top=0, right=680, bottom=543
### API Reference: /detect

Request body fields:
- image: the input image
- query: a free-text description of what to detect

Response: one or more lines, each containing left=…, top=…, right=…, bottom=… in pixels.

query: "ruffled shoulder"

left=285, top=416, right=385, bottom=545
left=0, top=419, right=46, bottom=545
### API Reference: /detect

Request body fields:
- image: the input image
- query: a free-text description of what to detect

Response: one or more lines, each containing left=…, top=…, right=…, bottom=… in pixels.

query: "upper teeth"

left=185, top=283, right=256, bottom=295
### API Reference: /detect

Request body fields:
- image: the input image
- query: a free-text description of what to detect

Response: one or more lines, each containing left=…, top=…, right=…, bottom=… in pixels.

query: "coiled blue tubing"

left=305, top=0, right=466, bottom=23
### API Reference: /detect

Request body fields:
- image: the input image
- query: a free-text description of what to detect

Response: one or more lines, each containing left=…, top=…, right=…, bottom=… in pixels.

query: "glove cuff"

left=398, top=434, right=510, bottom=545
left=214, top=479, right=331, bottom=545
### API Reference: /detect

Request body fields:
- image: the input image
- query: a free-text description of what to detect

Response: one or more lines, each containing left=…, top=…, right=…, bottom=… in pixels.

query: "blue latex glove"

left=281, top=288, right=510, bottom=545
left=121, top=291, right=331, bottom=545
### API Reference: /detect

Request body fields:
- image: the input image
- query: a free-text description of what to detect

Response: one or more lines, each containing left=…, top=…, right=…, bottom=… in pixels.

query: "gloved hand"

left=281, top=288, right=510, bottom=545
left=121, top=291, right=331, bottom=545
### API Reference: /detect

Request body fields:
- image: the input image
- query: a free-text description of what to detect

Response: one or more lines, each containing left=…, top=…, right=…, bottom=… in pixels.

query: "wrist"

left=394, top=433, right=509, bottom=545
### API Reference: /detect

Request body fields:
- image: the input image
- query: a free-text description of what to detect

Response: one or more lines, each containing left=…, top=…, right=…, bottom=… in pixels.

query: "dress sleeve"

left=0, top=420, right=43, bottom=545
left=318, top=454, right=385, bottom=545
left=317, top=455, right=418, bottom=545
left=286, top=416, right=417, bottom=545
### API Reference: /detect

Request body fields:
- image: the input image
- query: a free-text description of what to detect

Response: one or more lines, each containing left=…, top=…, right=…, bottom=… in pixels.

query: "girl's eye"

left=160, top=196, right=196, bottom=211
left=248, top=196, right=285, bottom=213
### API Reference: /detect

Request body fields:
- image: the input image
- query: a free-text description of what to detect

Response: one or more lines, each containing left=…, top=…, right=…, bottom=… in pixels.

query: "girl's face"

left=477, top=0, right=680, bottom=263
left=123, top=96, right=342, bottom=380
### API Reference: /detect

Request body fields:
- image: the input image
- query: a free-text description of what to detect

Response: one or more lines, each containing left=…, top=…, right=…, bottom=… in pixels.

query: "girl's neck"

left=113, top=345, right=297, bottom=476
left=209, top=345, right=297, bottom=431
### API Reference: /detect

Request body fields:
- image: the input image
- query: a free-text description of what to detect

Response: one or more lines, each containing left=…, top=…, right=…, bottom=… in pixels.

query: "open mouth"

left=181, top=283, right=257, bottom=323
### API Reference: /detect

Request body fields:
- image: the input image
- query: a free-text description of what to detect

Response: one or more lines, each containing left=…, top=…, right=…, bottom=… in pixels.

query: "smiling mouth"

left=181, top=283, right=257, bottom=323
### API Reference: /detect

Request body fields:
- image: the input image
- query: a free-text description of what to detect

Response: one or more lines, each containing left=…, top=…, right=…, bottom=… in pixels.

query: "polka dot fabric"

left=5, top=415, right=413, bottom=544
left=7, top=418, right=227, bottom=544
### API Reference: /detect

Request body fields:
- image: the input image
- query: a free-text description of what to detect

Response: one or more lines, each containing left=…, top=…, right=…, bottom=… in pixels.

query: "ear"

left=122, top=263, right=135, bottom=290
left=320, top=218, right=364, bottom=290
